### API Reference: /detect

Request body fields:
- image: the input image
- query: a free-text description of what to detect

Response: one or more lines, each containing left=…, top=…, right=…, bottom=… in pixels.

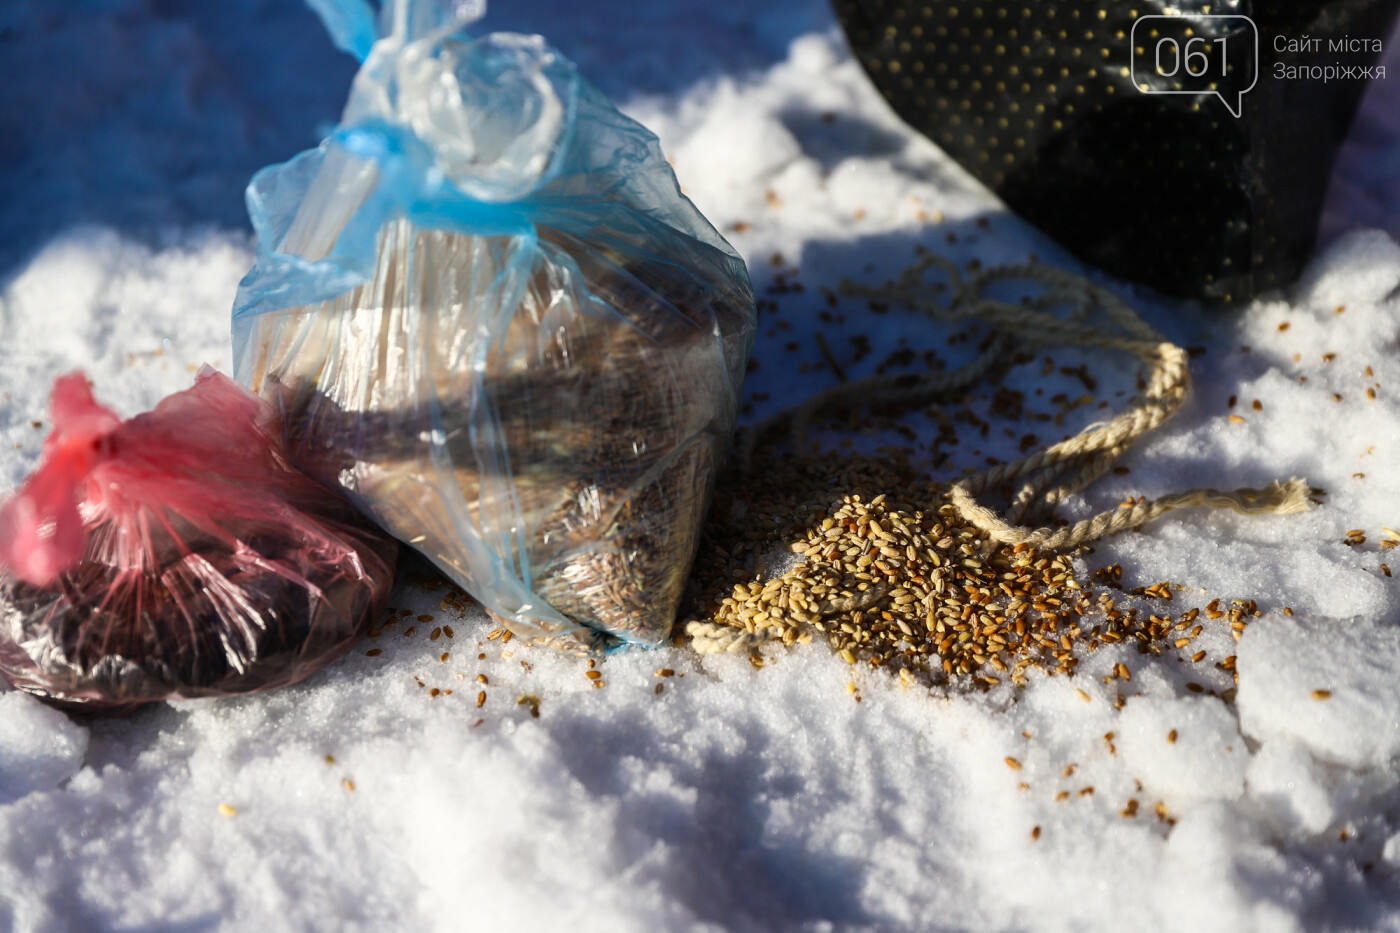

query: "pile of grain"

left=685, top=450, right=1256, bottom=696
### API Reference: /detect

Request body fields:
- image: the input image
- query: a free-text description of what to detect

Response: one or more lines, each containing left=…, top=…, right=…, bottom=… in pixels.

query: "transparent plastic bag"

left=232, top=0, right=755, bottom=652
left=0, top=370, right=399, bottom=712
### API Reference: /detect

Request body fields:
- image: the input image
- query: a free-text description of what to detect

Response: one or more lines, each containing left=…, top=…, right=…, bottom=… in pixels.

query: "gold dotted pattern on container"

left=834, top=0, right=1269, bottom=302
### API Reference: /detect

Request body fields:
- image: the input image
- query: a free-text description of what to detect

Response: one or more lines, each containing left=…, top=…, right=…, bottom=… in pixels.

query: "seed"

left=1312, top=689, right=1332, bottom=700
left=1167, top=729, right=1178, bottom=744
left=1191, top=650, right=1205, bottom=663
left=476, top=674, right=489, bottom=684
left=1075, top=689, right=1091, bottom=703
left=365, top=649, right=382, bottom=657
left=585, top=671, right=602, bottom=680
left=476, top=691, right=486, bottom=707
left=656, top=669, right=675, bottom=678
left=218, top=803, right=237, bottom=818
left=690, top=452, right=1268, bottom=709
left=418, top=615, right=433, bottom=623
left=1005, top=757, right=1022, bottom=770
left=1031, top=825, right=1041, bottom=840
left=342, top=778, right=355, bottom=792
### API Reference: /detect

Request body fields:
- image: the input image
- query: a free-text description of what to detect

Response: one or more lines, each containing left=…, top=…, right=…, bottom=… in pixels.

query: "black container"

left=835, top=0, right=1398, bottom=304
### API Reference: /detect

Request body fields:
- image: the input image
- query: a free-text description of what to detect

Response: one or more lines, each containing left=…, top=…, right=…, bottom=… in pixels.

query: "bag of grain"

left=0, top=370, right=398, bottom=713
left=231, top=0, right=755, bottom=652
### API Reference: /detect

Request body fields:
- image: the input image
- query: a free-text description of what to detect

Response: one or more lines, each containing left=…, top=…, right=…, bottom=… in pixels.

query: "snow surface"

left=3, top=1, right=1400, bottom=930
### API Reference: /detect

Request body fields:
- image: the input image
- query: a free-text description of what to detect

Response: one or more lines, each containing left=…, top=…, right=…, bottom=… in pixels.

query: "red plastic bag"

left=0, top=369, right=398, bottom=712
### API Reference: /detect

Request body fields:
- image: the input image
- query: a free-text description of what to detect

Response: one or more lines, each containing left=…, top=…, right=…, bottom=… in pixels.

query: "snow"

left=1115, top=694, right=1248, bottom=807
left=1238, top=614, right=1400, bottom=770
left=3, top=0, right=1400, bottom=930
left=0, top=693, right=87, bottom=804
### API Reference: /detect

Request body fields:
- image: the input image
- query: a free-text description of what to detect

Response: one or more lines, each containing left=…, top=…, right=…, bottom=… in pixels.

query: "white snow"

left=0, top=693, right=88, bottom=804
left=4, top=0, right=1400, bottom=930
left=1238, top=614, right=1400, bottom=770
left=1115, top=695, right=1248, bottom=807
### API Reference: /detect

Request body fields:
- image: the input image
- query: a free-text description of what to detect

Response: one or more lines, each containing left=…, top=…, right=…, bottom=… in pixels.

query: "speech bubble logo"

left=1130, top=14, right=1258, bottom=118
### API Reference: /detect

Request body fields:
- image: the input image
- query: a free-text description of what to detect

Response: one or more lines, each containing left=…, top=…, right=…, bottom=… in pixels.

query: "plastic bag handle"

left=306, top=0, right=485, bottom=61
left=0, top=374, right=120, bottom=586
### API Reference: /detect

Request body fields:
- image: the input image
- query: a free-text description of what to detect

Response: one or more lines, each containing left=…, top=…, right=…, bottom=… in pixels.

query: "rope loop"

left=690, top=258, right=1308, bottom=655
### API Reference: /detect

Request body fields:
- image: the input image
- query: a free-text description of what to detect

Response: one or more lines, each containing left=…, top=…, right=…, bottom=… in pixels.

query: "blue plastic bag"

left=232, top=0, right=755, bottom=651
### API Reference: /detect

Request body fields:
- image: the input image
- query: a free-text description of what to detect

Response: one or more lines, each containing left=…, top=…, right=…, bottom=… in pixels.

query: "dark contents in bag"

left=0, top=371, right=398, bottom=713
left=835, top=0, right=1400, bottom=304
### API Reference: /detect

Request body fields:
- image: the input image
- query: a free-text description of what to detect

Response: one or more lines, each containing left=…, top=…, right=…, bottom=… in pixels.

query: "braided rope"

left=688, top=257, right=1308, bottom=655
